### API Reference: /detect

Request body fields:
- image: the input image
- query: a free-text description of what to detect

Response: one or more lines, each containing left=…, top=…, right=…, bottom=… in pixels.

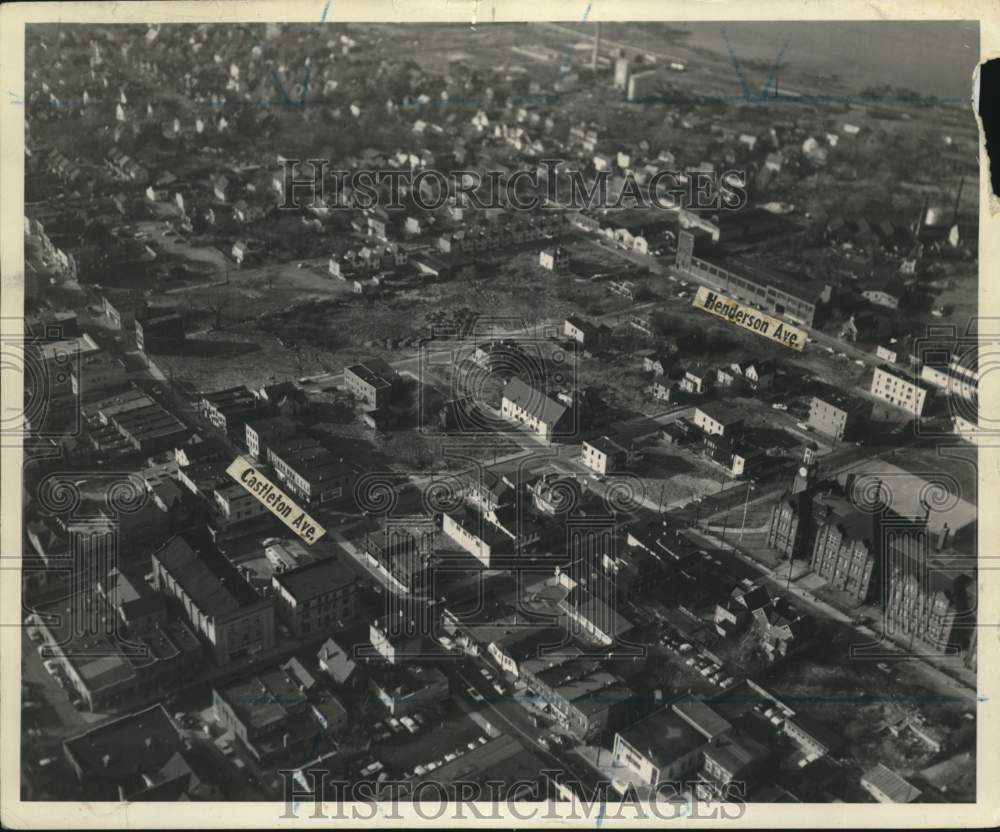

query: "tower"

left=591, top=22, right=601, bottom=72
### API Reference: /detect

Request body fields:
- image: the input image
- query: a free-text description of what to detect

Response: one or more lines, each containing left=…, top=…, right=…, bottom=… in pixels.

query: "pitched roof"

left=502, top=377, right=567, bottom=427
left=861, top=763, right=922, bottom=803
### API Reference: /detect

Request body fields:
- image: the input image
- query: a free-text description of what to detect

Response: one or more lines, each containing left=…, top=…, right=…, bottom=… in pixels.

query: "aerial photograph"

left=17, top=16, right=980, bottom=812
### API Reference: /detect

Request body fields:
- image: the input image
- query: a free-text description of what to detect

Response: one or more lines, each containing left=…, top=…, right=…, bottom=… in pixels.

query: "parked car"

left=400, top=716, right=419, bottom=734
left=466, top=686, right=484, bottom=703
left=771, top=403, right=788, bottom=411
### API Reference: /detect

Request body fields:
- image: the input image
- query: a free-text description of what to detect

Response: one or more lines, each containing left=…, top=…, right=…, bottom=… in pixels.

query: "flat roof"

left=63, top=704, right=183, bottom=785
left=273, top=557, right=357, bottom=602
left=217, top=669, right=307, bottom=732
left=617, top=707, right=707, bottom=770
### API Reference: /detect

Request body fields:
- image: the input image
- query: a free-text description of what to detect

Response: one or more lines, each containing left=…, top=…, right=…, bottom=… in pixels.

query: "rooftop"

left=152, top=532, right=264, bottom=618
left=617, top=706, right=707, bottom=770
left=502, top=377, right=568, bottom=427
left=273, top=557, right=357, bottom=602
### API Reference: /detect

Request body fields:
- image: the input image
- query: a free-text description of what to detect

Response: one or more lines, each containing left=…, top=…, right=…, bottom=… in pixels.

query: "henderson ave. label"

left=226, top=457, right=326, bottom=544
left=692, top=286, right=807, bottom=352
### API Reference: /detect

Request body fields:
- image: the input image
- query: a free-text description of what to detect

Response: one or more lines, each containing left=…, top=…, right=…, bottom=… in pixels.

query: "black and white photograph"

left=1, top=2, right=995, bottom=827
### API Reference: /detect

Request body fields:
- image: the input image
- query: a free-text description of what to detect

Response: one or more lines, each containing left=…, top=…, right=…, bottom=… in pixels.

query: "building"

left=150, top=532, right=275, bottom=665
left=809, top=494, right=881, bottom=602
left=33, top=574, right=201, bottom=712
left=627, top=69, right=660, bottom=102
left=883, top=537, right=974, bottom=655
left=808, top=391, right=871, bottom=441
left=563, top=315, right=610, bottom=348
left=675, top=230, right=830, bottom=327
left=368, top=663, right=449, bottom=716
left=581, top=435, right=635, bottom=476
left=612, top=697, right=730, bottom=788
left=244, top=415, right=300, bottom=460
left=63, top=704, right=201, bottom=800
left=267, top=438, right=353, bottom=504
left=344, top=359, right=398, bottom=409
left=317, top=636, right=357, bottom=684
left=272, top=558, right=358, bottom=637
left=870, top=365, right=930, bottom=417
left=213, top=480, right=270, bottom=528
left=679, top=365, right=714, bottom=395
left=199, top=386, right=260, bottom=435
left=539, top=246, right=570, bottom=271
left=860, top=763, right=922, bottom=803
left=70, top=351, right=128, bottom=399
left=500, top=377, right=571, bottom=440
left=523, top=655, right=633, bottom=742
left=135, top=311, right=186, bottom=353
left=693, top=403, right=744, bottom=437
left=213, top=669, right=328, bottom=764
left=442, top=508, right=541, bottom=568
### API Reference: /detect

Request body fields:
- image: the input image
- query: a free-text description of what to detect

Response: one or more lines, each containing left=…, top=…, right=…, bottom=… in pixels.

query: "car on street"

left=466, top=686, right=484, bottom=703
left=400, top=716, right=419, bottom=734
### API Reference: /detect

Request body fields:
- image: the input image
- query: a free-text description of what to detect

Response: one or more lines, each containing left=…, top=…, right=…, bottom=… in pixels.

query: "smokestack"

left=951, top=175, right=964, bottom=227
left=915, top=194, right=929, bottom=237
left=592, top=22, right=601, bottom=71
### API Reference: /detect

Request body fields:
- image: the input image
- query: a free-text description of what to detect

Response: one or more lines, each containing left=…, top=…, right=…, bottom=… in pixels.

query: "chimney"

left=283, top=732, right=291, bottom=748
left=103, top=754, right=112, bottom=768
left=938, top=522, right=951, bottom=552
left=591, top=22, right=602, bottom=71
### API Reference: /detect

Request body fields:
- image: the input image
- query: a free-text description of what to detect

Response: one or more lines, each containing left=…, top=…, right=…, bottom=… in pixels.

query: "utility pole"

left=739, top=480, right=755, bottom=540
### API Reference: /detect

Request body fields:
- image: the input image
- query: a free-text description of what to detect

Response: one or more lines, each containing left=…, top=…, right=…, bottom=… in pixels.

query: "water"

left=671, top=21, right=979, bottom=102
